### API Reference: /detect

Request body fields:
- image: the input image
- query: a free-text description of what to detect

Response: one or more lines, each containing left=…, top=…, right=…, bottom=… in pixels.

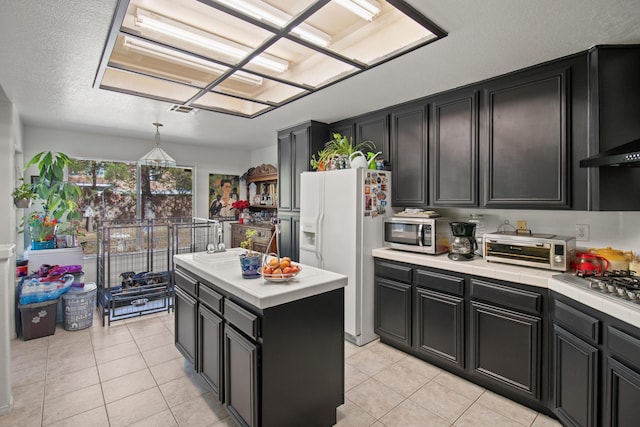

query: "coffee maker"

left=448, top=222, right=477, bottom=261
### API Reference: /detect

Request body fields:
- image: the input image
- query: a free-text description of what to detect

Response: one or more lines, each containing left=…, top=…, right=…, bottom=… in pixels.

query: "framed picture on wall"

left=209, top=173, right=240, bottom=220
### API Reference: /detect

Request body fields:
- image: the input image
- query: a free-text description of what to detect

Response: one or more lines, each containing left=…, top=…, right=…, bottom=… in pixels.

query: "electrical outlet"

left=516, top=220, right=527, bottom=230
left=576, top=224, right=590, bottom=241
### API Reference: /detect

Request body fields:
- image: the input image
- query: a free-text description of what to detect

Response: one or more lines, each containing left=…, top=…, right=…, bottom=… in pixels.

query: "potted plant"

left=239, top=229, right=262, bottom=279
left=23, top=151, right=83, bottom=248
left=312, top=133, right=375, bottom=170
left=12, top=177, right=35, bottom=208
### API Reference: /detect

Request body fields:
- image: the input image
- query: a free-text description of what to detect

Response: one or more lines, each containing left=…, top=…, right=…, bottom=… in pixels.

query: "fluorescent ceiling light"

left=212, top=0, right=332, bottom=47
left=134, top=8, right=289, bottom=72
left=334, top=0, right=381, bottom=21
left=123, top=37, right=264, bottom=86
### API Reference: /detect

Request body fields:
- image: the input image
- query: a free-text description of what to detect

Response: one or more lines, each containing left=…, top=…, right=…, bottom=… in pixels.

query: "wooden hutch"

left=231, top=164, right=278, bottom=254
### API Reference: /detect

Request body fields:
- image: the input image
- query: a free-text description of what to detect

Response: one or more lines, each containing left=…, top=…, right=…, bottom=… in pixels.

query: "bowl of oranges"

left=260, top=254, right=301, bottom=282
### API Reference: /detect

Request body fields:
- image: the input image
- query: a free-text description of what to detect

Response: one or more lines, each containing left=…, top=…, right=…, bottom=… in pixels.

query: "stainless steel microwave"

left=383, top=217, right=452, bottom=254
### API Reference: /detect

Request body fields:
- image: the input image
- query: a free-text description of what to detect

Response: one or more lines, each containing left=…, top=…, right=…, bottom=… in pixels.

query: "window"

left=68, top=159, right=193, bottom=253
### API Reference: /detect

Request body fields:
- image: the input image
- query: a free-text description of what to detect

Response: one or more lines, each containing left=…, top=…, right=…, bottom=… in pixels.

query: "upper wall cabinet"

left=277, top=121, right=329, bottom=212
left=481, top=66, right=570, bottom=208
left=356, top=112, right=390, bottom=164
left=429, top=89, right=479, bottom=206
left=329, top=122, right=354, bottom=143
left=391, top=102, right=428, bottom=207
left=587, top=45, right=640, bottom=211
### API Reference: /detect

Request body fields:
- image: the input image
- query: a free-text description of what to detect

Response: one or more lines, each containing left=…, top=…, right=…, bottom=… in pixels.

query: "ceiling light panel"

left=305, top=0, right=436, bottom=65
left=215, top=73, right=308, bottom=104
left=194, top=91, right=273, bottom=116
left=101, top=68, right=201, bottom=103
left=95, top=0, right=446, bottom=118
left=243, top=37, right=357, bottom=88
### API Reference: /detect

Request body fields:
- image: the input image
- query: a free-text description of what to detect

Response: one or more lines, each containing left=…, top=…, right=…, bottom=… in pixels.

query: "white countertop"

left=372, top=247, right=557, bottom=288
left=173, top=249, right=347, bottom=310
left=373, top=247, right=640, bottom=329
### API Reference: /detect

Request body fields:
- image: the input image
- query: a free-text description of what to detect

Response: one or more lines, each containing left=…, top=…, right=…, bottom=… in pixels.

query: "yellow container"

left=589, top=247, right=633, bottom=271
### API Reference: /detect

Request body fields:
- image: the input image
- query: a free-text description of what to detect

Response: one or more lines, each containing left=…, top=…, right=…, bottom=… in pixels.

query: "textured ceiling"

left=1, top=0, right=639, bottom=151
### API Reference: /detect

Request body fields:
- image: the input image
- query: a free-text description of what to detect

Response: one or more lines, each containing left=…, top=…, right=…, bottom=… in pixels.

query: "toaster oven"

left=483, top=231, right=576, bottom=271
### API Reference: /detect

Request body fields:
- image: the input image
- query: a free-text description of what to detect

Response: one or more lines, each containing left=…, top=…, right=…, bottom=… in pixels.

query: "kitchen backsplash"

left=435, top=208, right=640, bottom=255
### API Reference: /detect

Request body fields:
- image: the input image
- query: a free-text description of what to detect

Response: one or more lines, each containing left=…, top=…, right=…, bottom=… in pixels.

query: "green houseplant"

left=23, top=151, right=83, bottom=248
left=310, top=133, right=376, bottom=171
left=12, top=177, right=35, bottom=208
left=239, top=229, right=262, bottom=279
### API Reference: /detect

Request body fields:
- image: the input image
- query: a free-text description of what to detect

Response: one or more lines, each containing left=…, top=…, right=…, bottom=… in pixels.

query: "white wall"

left=440, top=207, right=640, bottom=255
left=23, top=125, right=258, bottom=220
left=250, top=144, right=277, bottom=168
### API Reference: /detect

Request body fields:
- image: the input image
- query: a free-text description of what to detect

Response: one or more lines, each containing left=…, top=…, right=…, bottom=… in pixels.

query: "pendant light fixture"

left=138, top=122, right=177, bottom=168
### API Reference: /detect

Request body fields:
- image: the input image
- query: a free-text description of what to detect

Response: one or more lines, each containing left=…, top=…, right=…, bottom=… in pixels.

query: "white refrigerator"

left=300, top=168, right=391, bottom=346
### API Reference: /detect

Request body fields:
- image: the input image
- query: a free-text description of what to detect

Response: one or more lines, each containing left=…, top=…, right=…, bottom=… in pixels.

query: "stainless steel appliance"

left=483, top=231, right=576, bottom=271
left=448, top=222, right=477, bottom=261
left=383, top=216, right=451, bottom=254
left=553, top=270, right=640, bottom=310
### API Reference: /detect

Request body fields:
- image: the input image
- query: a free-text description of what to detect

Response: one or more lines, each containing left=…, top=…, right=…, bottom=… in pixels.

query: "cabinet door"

left=198, top=304, right=224, bottom=402
left=470, top=301, right=541, bottom=399
left=278, top=215, right=293, bottom=260
left=357, top=113, right=390, bottom=163
left=224, top=324, right=259, bottom=427
left=414, top=287, right=464, bottom=368
left=291, top=215, right=300, bottom=262
left=430, top=90, right=479, bottom=206
left=374, top=278, right=412, bottom=347
left=553, top=325, right=599, bottom=427
left=605, top=357, right=640, bottom=427
left=175, top=286, right=197, bottom=365
left=330, top=122, right=354, bottom=142
left=391, top=103, right=427, bottom=206
left=292, top=126, right=310, bottom=212
left=277, top=131, right=292, bottom=211
left=482, top=67, right=569, bottom=208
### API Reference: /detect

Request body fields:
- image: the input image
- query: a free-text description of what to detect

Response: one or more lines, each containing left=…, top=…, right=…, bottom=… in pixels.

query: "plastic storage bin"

left=61, top=282, right=97, bottom=331
left=19, top=298, right=58, bottom=340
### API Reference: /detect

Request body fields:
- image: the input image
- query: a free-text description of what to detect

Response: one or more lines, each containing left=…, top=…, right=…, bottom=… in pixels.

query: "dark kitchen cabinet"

left=551, top=299, right=601, bottom=427
left=605, top=327, right=640, bottom=427
left=198, top=304, right=224, bottom=401
left=374, top=278, right=412, bottom=348
left=481, top=66, right=570, bottom=208
left=277, top=121, right=328, bottom=212
left=429, top=89, right=479, bottom=206
left=356, top=112, right=390, bottom=164
left=276, top=213, right=299, bottom=262
left=224, top=324, right=259, bottom=427
left=414, top=287, right=464, bottom=368
left=553, top=325, right=599, bottom=427
left=587, top=45, right=640, bottom=211
left=470, top=278, right=543, bottom=400
left=329, top=121, right=354, bottom=142
left=175, top=274, right=197, bottom=366
left=374, top=260, right=413, bottom=348
left=390, top=102, right=428, bottom=207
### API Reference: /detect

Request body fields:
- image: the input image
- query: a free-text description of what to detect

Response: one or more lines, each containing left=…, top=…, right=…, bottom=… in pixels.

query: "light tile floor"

left=1, top=310, right=562, bottom=427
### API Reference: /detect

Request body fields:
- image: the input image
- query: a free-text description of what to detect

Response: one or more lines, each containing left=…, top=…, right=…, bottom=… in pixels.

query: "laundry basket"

left=61, top=282, right=97, bottom=331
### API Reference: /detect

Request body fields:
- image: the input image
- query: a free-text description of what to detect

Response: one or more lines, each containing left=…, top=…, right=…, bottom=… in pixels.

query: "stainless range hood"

left=579, top=138, right=640, bottom=167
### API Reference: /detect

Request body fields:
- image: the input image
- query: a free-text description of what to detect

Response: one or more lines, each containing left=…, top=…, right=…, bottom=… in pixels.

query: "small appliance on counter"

left=483, top=231, right=576, bottom=271
left=383, top=214, right=451, bottom=254
left=448, top=222, right=477, bottom=261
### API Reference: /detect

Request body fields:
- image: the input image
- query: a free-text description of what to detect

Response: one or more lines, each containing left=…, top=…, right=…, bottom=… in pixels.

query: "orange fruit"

left=280, top=260, right=290, bottom=269
left=282, top=257, right=291, bottom=263
left=291, top=265, right=299, bottom=273
left=272, top=268, right=283, bottom=277
left=263, top=267, right=272, bottom=275
left=268, top=258, right=279, bottom=267
left=283, top=266, right=293, bottom=275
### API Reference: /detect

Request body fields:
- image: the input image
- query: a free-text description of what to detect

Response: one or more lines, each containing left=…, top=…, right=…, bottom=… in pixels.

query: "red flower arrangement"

left=232, top=200, right=250, bottom=210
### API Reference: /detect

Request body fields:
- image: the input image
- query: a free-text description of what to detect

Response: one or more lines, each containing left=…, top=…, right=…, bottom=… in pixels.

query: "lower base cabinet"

left=374, top=278, right=412, bottom=347
left=224, top=324, right=258, bottom=427
left=175, top=286, right=197, bottom=365
left=198, top=305, right=223, bottom=401
left=470, top=301, right=542, bottom=399
left=606, top=357, right=640, bottom=427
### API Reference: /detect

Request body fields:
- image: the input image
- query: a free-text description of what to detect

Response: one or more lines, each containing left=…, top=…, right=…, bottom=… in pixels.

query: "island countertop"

left=173, top=249, right=347, bottom=309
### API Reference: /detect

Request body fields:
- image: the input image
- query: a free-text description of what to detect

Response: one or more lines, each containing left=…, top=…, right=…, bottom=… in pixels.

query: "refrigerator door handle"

left=315, top=177, right=324, bottom=268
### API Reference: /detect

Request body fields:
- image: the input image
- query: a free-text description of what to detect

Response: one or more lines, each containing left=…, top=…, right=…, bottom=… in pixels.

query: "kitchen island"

left=173, top=249, right=347, bottom=427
